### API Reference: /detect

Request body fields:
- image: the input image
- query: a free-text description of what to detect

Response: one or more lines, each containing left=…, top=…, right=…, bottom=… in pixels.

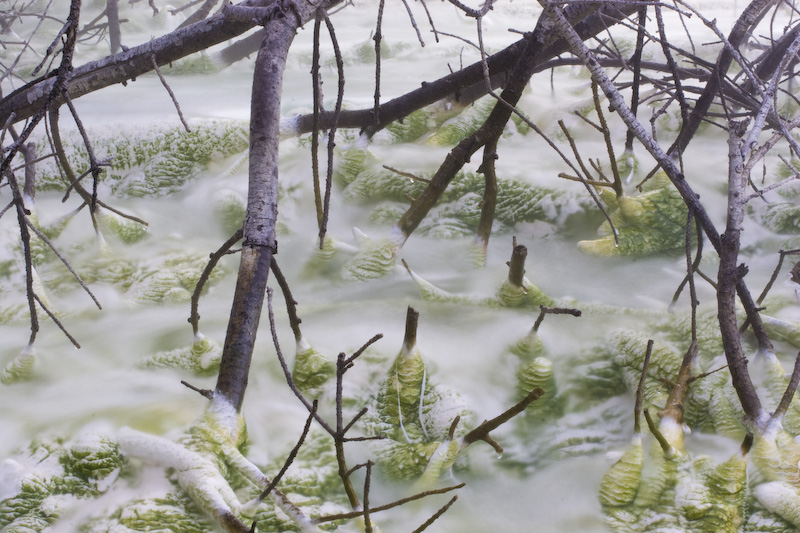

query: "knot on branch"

left=223, top=1, right=299, bottom=26
left=736, top=263, right=749, bottom=280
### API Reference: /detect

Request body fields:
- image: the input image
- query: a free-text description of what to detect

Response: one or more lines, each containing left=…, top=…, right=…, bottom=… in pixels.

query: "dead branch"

left=532, top=305, right=581, bottom=333
left=189, top=228, right=243, bottom=336
left=771, top=352, right=800, bottom=423
left=634, top=339, right=654, bottom=434
left=319, top=12, right=344, bottom=248
left=150, top=54, right=191, bottom=132
left=412, top=495, right=458, bottom=533
left=312, top=483, right=465, bottom=524
left=461, top=387, right=544, bottom=453
left=213, top=0, right=339, bottom=411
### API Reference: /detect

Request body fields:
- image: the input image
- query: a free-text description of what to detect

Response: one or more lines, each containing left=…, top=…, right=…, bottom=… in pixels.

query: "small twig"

left=399, top=0, right=424, bottom=47
left=363, top=461, right=373, bottom=533
left=382, top=165, right=430, bottom=183
left=258, top=400, right=319, bottom=502
left=270, top=258, right=303, bottom=341
left=62, top=91, right=103, bottom=211
left=266, top=287, right=337, bottom=436
left=373, top=0, right=385, bottom=127
left=33, top=293, right=80, bottom=349
left=151, top=54, right=191, bottom=132
left=771, top=352, right=800, bottom=423
left=343, top=333, right=383, bottom=367
left=634, top=339, right=654, bottom=434
left=319, top=13, right=344, bottom=248
left=180, top=379, right=214, bottom=400
left=475, top=138, right=497, bottom=254
left=312, top=483, right=465, bottom=524
left=311, top=16, right=323, bottom=232
left=417, top=0, right=439, bottom=43
left=687, top=364, right=729, bottom=383
left=643, top=408, right=673, bottom=456
left=25, top=218, right=102, bottom=310
left=341, top=406, right=369, bottom=435
left=412, top=495, right=458, bottom=533
left=625, top=6, right=647, bottom=154
left=461, top=387, right=544, bottom=453
left=532, top=305, right=582, bottom=333
left=556, top=172, right=616, bottom=188
left=591, top=82, right=622, bottom=197
left=759, top=249, right=800, bottom=305
left=189, top=228, right=243, bottom=336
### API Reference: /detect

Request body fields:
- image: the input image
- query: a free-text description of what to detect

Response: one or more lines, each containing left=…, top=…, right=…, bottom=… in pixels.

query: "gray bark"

left=214, top=1, right=338, bottom=411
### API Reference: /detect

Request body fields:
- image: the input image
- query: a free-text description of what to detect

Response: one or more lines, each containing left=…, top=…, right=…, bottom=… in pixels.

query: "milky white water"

left=2, top=1, right=799, bottom=531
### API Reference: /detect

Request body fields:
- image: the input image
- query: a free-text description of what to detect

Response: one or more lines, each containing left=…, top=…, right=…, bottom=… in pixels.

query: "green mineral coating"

left=419, top=384, right=471, bottom=441
left=301, top=234, right=342, bottom=278
left=705, top=450, right=748, bottom=501
left=352, top=37, right=395, bottom=63
left=425, top=97, right=496, bottom=146
left=373, top=440, right=442, bottom=481
left=762, top=315, right=800, bottom=348
left=684, top=362, right=746, bottom=439
left=516, top=357, right=560, bottom=420
left=142, top=337, right=222, bottom=376
left=155, top=53, right=219, bottom=75
left=671, top=450, right=748, bottom=532
left=0, top=303, right=27, bottom=324
left=213, top=190, right=247, bottom=235
left=616, top=151, right=639, bottom=181
left=35, top=121, right=249, bottom=196
left=384, top=108, right=439, bottom=144
left=754, top=482, right=800, bottom=530
left=333, top=145, right=374, bottom=187
left=656, top=310, right=725, bottom=367
left=0, top=436, right=123, bottom=531
left=510, top=331, right=545, bottom=361
left=342, top=237, right=398, bottom=281
left=126, top=253, right=225, bottom=305
left=85, top=491, right=216, bottom=533
left=404, top=262, right=482, bottom=305
left=368, top=203, right=407, bottom=225
left=178, top=408, right=247, bottom=463
left=578, top=175, right=688, bottom=256
left=417, top=438, right=460, bottom=487
left=344, top=166, right=427, bottom=203
left=377, top=345, right=426, bottom=423
left=751, top=429, right=800, bottom=486
left=631, top=443, right=681, bottom=509
left=292, top=340, right=335, bottom=392
left=346, top=165, right=591, bottom=232
left=750, top=202, right=800, bottom=234
left=612, top=332, right=681, bottom=411
left=1, top=348, right=37, bottom=384
left=495, top=277, right=553, bottom=308
left=96, top=209, right=148, bottom=244
left=743, top=509, right=798, bottom=532
left=562, top=350, right=627, bottom=402
left=264, top=431, right=343, bottom=500
left=599, top=438, right=643, bottom=508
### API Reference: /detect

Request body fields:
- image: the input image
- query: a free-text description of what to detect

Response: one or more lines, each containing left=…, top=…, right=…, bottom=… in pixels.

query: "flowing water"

left=2, top=1, right=799, bottom=531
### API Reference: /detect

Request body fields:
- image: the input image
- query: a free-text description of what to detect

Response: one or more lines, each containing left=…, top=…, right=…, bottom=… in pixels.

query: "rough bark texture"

left=0, top=0, right=269, bottom=126
left=717, top=124, right=763, bottom=425
left=395, top=3, right=632, bottom=242
left=214, top=14, right=293, bottom=411
left=671, top=0, right=777, bottom=155
left=214, top=1, right=338, bottom=412
left=291, top=3, right=638, bottom=136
